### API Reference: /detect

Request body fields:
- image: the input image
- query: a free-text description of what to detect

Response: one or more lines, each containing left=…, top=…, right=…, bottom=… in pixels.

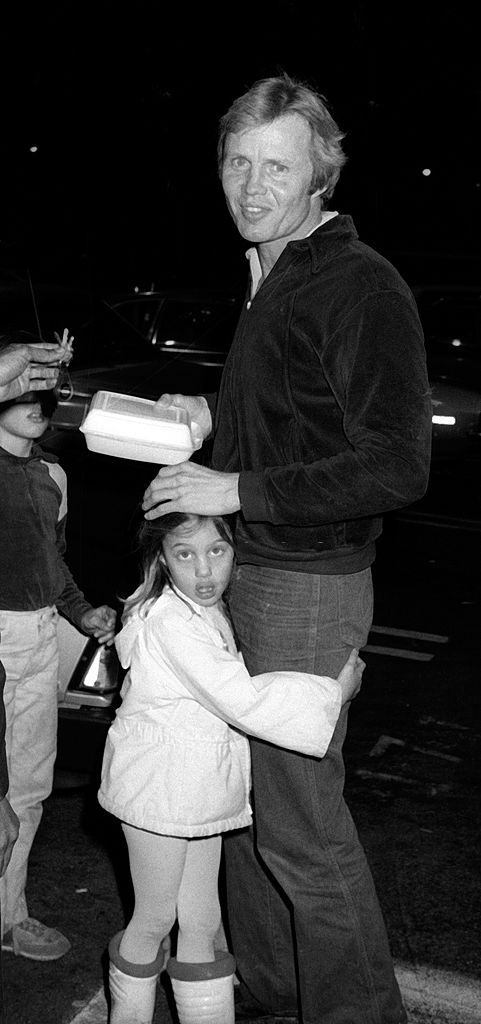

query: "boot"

left=167, top=950, right=236, bottom=1024
left=108, top=930, right=168, bottom=1024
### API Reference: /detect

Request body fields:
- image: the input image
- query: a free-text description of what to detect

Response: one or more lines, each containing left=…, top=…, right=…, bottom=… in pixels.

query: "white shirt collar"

left=246, top=211, right=338, bottom=297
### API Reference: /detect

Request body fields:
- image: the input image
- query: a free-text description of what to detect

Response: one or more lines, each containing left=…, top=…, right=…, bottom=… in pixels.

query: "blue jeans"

left=224, top=565, right=406, bottom=1024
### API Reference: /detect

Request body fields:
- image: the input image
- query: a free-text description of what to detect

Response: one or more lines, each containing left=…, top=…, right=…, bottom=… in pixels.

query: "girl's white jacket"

left=98, top=587, right=342, bottom=837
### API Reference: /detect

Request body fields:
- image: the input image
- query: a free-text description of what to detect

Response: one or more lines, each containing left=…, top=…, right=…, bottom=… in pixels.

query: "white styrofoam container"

left=79, top=390, right=196, bottom=464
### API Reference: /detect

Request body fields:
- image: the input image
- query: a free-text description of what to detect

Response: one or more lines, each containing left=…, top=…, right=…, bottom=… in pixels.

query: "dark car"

left=49, top=281, right=481, bottom=518
left=47, top=286, right=244, bottom=611
left=407, top=285, right=481, bottom=524
left=43, top=287, right=242, bottom=776
left=110, top=284, right=481, bottom=461
left=52, top=287, right=243, bottom=427
left=110, top=287, right=242, bottom=361
left=51, top=279, right=481, bottom=569
left=0, top=280, right=243, bottom=778
left=413, top=284, right=481, bottom=446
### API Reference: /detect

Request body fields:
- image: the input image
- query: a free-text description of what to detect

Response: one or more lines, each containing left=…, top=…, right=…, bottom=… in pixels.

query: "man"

left=142, top=75, right=432, bottom=1024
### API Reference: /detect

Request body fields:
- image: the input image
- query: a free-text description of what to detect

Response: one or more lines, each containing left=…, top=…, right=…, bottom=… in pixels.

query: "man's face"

left=221, top=113, right=320, bottom=248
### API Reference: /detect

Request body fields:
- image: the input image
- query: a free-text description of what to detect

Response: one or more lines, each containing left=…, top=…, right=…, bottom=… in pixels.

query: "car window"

left=110, top=298, right=159, bottom=339
left=71, top=306, right=157, bottom=368
left=0, top=283, right=243, bottom=371
left=0, top=285, right=149, bottom=367
left=152, top=298, right=241, bottom=354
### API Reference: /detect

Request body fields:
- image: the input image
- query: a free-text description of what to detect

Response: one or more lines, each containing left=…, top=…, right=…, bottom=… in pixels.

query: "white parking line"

left=67, top=963, right=481, bottom=1024
left=68, top=988, right=106, bottom=1024
left=370, top=625, right=449, bottom=643
left=364, top=624, right=450, bottom=661
left=363, top=644, right=434, bottom=661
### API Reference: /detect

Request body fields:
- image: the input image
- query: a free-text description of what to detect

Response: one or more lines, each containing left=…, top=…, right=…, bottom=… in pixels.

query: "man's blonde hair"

left=218, top=73, right=347, bottom=200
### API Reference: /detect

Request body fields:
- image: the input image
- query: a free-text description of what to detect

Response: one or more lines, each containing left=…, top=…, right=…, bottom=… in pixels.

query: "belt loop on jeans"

left=37, top=606, right=57, bottom=627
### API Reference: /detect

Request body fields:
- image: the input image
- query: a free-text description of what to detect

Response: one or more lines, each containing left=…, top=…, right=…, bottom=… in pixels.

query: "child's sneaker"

left=1, top=917, right=71, bottom=960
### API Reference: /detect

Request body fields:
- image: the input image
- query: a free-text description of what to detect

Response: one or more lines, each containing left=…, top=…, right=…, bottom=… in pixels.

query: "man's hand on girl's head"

left=142, top=461, right=240, bottom=520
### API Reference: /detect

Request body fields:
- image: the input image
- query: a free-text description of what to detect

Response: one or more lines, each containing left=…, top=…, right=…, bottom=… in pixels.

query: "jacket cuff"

left=58, top=601, right=93, bottom=633
left=238, top=470, right=270, bottom=521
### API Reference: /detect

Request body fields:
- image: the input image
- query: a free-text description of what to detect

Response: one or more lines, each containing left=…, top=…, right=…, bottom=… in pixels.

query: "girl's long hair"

left=122, top=512, right=234, bottom=622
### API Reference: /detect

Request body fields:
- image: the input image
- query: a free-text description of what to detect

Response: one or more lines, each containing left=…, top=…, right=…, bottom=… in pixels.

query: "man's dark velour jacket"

left=210, top=215, right=432, bottom=574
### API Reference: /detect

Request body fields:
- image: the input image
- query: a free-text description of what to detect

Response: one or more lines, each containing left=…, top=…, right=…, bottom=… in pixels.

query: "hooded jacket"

left=98, top=586, right=342, bottom=837
left=211, top=215, right=432, bottom=573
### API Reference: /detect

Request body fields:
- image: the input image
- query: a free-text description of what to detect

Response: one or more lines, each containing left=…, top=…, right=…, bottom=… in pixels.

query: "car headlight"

left=432, top=415, right=456, bottom=425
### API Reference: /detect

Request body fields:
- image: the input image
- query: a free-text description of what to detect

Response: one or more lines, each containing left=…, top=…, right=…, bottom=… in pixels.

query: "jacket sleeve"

left=0, top=662, right=8, bottom=799
left=239, top=290, right=432, bottom=526
left=202, top=393, right=217, bottom=431
left=54, top=513, right=92, bottom=629
left=152, top=616, right=342, bottom=757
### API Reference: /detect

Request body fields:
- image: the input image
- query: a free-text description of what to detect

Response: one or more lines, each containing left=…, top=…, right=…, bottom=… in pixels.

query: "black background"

left=1, top=0, right=480, bottom=292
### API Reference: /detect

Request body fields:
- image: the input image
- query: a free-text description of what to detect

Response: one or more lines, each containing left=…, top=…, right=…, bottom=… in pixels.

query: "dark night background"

left=1, top=0, right=480, bottom=294
left=1, top=9, right=481, bottom=1021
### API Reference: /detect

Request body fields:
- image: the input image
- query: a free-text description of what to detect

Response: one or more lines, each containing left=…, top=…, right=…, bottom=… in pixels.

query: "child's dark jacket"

left=0, top=443, right=91, bottom=625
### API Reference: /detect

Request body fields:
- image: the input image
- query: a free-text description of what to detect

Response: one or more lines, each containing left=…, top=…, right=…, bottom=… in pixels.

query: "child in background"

left=98, top=511, right=364, bottom=1024
left=0, top=330, right=64, bottom=874
left=0, top=334, right=66, bottom=1016
left=0, top=330, right=117, bottom=962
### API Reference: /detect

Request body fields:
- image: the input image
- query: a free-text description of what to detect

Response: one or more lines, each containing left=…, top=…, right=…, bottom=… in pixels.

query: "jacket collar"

left=288, top=213, right=359, bottom=273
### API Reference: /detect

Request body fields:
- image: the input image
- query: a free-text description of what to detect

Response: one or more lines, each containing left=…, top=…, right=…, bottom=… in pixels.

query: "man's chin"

left=230, top=209, right=270, bottom=243
left=238, top=222, right=270, bottom=243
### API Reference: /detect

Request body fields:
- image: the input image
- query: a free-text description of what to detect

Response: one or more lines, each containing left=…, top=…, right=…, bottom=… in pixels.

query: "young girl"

left=98, top=512, right=364, bottom=1024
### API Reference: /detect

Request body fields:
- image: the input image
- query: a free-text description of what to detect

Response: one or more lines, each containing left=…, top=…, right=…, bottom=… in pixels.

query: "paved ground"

left=2, top=524, right=480, bottom=1023
left=68, top=963, right=481, bottom=1024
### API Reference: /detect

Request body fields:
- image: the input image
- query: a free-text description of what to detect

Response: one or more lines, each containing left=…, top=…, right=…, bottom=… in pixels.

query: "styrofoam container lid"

left=79, top=390, right=196, bottom=464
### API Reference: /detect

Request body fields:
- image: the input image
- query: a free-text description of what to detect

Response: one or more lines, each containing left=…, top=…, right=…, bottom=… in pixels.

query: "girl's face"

left=161, top=518, right=234, bottom=606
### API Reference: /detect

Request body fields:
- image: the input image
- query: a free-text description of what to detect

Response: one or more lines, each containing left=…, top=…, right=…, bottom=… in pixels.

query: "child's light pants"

left=0, top=606, right=59, bottom=930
